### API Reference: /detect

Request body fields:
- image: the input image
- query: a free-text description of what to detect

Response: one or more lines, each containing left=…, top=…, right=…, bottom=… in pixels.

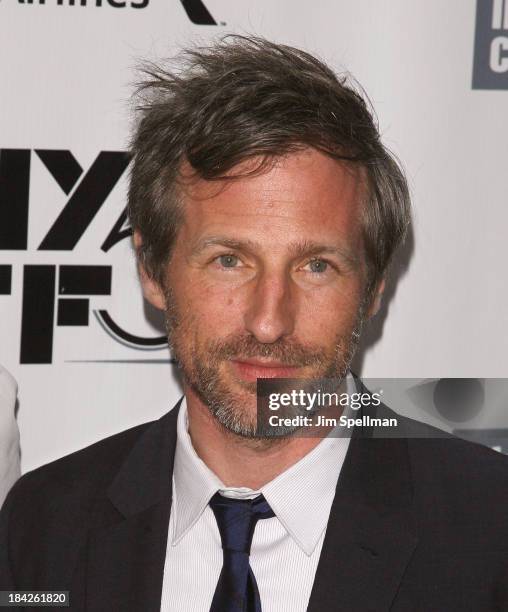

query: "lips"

left=231, top=358, right=301, bottom=381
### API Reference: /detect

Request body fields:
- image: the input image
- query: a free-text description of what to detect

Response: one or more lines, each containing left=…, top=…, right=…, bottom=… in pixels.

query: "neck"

left=184, top=385, right=328, bottom=490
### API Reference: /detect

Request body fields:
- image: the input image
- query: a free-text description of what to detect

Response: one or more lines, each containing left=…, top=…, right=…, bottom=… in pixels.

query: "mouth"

left=231, top=358, right=302, bottom=382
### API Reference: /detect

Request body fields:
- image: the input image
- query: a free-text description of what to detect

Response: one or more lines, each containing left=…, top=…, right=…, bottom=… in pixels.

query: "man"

left=0, top=365, right=20, bottom=508
left=1, top=36, right=507, bottom=611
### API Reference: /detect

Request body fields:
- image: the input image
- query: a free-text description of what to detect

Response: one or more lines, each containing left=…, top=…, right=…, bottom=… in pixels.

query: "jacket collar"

left=85, top=398, right=183, bottom=612
left=307, top=400, right=418, bottom=611
left=107, top=397, right=182, bottom=517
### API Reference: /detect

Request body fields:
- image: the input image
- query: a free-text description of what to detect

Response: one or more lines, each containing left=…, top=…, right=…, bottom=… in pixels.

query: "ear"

left=365, top=278, right=385, bottom=318
left=133, top=231, right=166, bottom=311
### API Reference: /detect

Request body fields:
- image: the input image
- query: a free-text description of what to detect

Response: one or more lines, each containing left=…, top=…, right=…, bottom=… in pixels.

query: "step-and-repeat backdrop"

left=1, top=0, right=507, bottom=472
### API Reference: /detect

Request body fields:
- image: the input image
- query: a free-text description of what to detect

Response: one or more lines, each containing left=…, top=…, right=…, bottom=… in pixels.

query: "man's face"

left=141, top=148, right=379, bottom=437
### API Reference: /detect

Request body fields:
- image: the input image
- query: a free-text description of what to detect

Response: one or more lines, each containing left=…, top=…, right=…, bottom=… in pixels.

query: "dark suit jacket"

left=1, top=397, right=508, bottom=611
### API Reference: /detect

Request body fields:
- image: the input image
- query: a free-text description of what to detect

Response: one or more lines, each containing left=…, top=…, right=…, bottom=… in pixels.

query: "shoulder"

left=406, top=414, right=508, bottom=506
left=377, top=402, right=508, bottom=481
left=390, top=405, right=508, bottom=477
left=28, top=421, right=152, bottom=490
left=381, top=405, right=508, bottom=542
left=0, top=418, right=155, bottom=586
left=2, top=420, right=153, bottom=520
left=0, top=402, right=182, bottom=586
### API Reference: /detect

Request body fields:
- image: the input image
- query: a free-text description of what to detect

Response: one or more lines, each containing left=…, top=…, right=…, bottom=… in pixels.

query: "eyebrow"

left=191, top=236, right=360, bottom=268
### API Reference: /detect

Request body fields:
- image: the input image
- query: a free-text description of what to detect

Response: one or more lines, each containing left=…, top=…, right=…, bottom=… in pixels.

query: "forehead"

left=176, top=148, right=366, bottom=252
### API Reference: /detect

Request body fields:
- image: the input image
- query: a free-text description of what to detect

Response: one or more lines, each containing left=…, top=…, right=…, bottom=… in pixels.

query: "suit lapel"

left=307, top=408, right=418, bottom=612
left=85, top=399, right=182, bottom=612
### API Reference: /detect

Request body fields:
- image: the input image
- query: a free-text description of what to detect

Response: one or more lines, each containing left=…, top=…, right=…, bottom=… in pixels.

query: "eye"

left=304, top=259, right=330, bottom=274
left=216, top=254, right=242, bottom=269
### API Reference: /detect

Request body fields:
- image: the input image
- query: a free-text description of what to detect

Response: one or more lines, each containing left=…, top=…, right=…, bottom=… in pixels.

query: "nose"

left=243, top=270, right=296, bottom=343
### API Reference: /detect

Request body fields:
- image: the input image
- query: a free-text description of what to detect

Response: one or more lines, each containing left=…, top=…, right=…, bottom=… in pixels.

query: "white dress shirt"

left=160, top=376, right=355, bottom=612
left=0, top=365, right=21, bottom=509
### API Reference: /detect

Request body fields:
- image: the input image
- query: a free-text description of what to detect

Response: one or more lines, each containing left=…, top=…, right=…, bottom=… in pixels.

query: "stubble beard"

left=163, top=285, right=366, bottom=440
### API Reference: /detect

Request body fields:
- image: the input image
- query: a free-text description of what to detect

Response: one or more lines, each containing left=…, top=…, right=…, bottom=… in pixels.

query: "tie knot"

left=209, top=492, right=275, bottom=554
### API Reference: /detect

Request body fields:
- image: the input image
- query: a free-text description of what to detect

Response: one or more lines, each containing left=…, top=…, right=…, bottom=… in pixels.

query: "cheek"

left=176, top=279, right=245, bottom=333
left=298, top=285, right=364, bottom=338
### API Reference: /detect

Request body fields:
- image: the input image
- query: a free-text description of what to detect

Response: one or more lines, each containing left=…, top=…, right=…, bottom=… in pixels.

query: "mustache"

left=205, top=334, right=329, bottom=368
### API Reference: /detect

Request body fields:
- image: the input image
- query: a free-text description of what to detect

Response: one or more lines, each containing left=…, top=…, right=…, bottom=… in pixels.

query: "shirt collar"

left=171, top=402, right=223, bottom=546
left=171, top=373, right=355, bottom=556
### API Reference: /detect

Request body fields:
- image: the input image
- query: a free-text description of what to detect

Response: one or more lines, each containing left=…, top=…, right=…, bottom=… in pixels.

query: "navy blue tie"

left=209, top=492, right=275, bottom=612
